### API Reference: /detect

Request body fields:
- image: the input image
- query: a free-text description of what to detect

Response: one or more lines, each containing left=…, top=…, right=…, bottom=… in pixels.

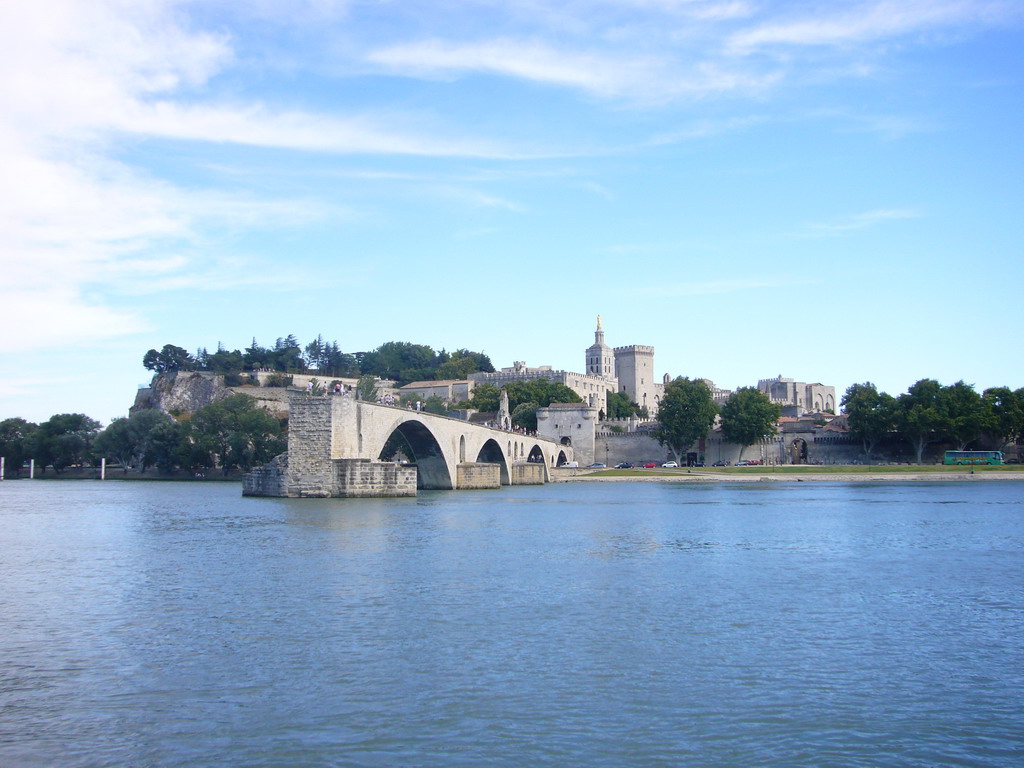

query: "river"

left=1, top=479, right=1022, bottom=767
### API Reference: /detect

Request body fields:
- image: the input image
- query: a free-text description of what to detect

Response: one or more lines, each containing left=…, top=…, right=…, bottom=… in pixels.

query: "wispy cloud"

left=796, top=208, right=923, bottom=237
left=728, top=1, right=1013, bottom=51
left=366, top=38, right=778, bottom=102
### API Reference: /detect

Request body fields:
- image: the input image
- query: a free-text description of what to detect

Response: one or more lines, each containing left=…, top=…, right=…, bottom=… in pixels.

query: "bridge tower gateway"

left=243, top=392, right=573, bottom=498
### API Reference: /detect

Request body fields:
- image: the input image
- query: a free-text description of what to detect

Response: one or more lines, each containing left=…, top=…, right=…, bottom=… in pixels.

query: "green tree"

left=32, top=413, right=102, bottom=472
left=203, top=343, right=245, bottom=374
left=0, top=417, right=38, bottom=478
left=190, top=394, right=285, bottom=473
left=465, top=383, right=501, bottom=412
left=355, top=375, right=380, bottom=402
left=94, top=410, right=173, bottom=472
left=983, top=386, right=1024, bottom=452
left=142, top=344, right=194, bottom=373
left=422, top=395, right=448, bottom=415
left=503, top=379, right=582, bottom=411
left=652, top=378, right=718, bottom=465
left=841, top=382, right=897, bottom=460
left=436, top=349, right=494, bottom=380
left=720, top=387, right=781, bottom=454
left=938, top=381, right=990, bottom=451
left=271, top=335, right=305, bottom=373
left=511, top=401, right=540, bottom=431
left=360, top=341, right=437, bottom=384
left=606, top=391, right=641, bottom=419
left=146, top=418, right=192, bottom=473
left=894, top=379, right=948, bottom=464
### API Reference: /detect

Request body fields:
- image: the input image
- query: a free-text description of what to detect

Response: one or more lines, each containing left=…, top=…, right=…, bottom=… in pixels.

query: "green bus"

left=943, top=450, right=1004, bottom=465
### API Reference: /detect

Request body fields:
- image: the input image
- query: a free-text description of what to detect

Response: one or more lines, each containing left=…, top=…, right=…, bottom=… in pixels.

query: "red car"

left=642, top=462, right=658, bottom=468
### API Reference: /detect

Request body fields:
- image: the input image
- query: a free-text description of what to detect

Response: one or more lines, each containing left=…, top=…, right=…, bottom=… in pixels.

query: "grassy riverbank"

left=565, top=464, right=1024, bottom=482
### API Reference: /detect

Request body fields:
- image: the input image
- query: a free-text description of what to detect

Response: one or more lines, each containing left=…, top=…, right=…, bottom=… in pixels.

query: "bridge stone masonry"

left=243, top=393, right=574, bottom=498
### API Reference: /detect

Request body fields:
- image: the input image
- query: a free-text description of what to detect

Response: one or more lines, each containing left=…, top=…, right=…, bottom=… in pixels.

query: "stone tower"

left=614, top=344, right=657, bottom=416
left=585, top=315, right=615, bottom=380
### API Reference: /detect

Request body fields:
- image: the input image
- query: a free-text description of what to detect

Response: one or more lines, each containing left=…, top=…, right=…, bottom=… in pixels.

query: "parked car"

left=691, top=461, right=705, bottom=467
left=560, top=461, right=579, bottom=468
left=642, top=462, right=658, bottom=469
left=662, top=461, right=679, bottom=468
left=587, top=462, right=607, bottom=468
left=614, top=462, right=633, bottom=469
left=712, top=460, right=730, bottom=467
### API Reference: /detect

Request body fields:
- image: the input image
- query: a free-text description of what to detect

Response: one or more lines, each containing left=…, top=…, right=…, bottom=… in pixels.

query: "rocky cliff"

left=131, top=371, right=232, bottom=416
left=132, top=371, right=293, bottom=418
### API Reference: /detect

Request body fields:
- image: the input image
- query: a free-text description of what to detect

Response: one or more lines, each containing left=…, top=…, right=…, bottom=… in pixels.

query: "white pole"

left=30, top=459, right=35, bottom=479
left=101, top=458, right=106, bottom=481
left=1, top=456, right=4, bottom=480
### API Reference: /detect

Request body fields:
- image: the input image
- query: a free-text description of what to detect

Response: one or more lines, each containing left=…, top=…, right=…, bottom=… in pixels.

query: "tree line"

left=0, top=395, right=285, bottom=478
left=143, top=336, right=495, bottom=386
left=652, top=379, right=782, bottom=465
left=842, top=380, right=1024, bottom=463
left=649, top=377, right=1024, bottom=466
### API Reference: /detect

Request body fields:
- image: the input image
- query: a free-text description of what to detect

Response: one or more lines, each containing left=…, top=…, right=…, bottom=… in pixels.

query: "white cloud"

left=366, top=38, right=778, bottom=101
left=798, top=208, right=922, bottom=236
left=729, top=1, right=1013, bottom=51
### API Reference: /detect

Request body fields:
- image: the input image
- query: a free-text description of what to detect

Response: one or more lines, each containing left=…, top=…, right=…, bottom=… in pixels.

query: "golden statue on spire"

left=597, top=314, right=602, bottom=330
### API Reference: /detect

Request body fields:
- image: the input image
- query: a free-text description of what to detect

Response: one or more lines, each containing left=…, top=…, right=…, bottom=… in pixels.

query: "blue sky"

left=2, top=0, right=1022, bottom=424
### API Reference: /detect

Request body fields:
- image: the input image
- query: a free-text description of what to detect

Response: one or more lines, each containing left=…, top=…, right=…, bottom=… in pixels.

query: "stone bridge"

left=244, top=393, right=574, bottom=497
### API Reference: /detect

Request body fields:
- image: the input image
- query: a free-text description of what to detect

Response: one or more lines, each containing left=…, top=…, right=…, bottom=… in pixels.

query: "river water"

left=1, top=479, right=1022, bottom=767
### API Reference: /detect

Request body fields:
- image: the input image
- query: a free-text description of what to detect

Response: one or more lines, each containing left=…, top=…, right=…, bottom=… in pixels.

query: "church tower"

left=585, top=315, right=615, bottom=380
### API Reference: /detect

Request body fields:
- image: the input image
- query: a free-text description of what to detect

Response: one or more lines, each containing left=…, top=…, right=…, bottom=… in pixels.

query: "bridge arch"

left=378, top=419, right=454, bottom=490
left=476, top=438, right=511, bottom=485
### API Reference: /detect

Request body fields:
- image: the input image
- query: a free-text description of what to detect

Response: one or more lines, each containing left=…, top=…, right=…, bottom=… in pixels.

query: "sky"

left=2, top=0, right=1022, bottom=425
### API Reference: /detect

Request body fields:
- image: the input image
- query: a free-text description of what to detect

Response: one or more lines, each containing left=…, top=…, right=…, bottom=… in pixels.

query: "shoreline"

left=554, top=469, right=1024, bottom=483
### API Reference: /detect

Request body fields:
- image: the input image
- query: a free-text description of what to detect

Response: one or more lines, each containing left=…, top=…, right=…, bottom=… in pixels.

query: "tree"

left=606, top=391, right=642, bottom=419
left=511, top=401, right=540, bottom=431
left=983, top=386, right=1024, bottom=452
left=422, top=395, right=448, bottom=416
left=464, top=383, right=501, bottom=412
left=841, top=382, right=897, bottom=460
left=142, top=344, right=194, bottom=373
left=32, top=413, right=102, bottom=472
left=503, top=379, right=582, bottom=411
left=355, top=375, right=380, bottom=402
left=436, top=349, right=494, bottom=380
left=94, top=410, right=173, bottom=472
left=720, top=387, right=781, bottom=454
left=652, top=378, right=718, bottom=465
left=190, top=394, right=285, bottom=473
left=894, top=379, right=948, bottom=464
left=272, top=335, right=305, bottom=373
left=939, top=381, right=990, bottom=451
left=0, top=417, right=38, bottom=477
left=146, top=418, right=192, bottom=473
left=359, top=341, right=437, bottom=384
